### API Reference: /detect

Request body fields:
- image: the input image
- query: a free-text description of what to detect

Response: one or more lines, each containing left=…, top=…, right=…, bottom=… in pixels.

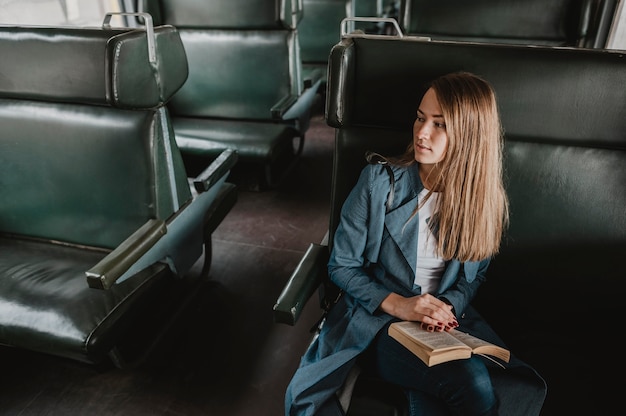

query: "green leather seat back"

left=300, top=0, right=353, bottom=64
left=143, top=0, right=307, bottom=122
left=0, top=26, right=188, bottom=108
left=1, top=104, right=162, bottom=248
left=326, top=35, right=626, bottom=249
left=329, top=38, right=626, bottom=144
left=169, top=29, right=300, bottom=120
left=0, top=26, right=190, bottom=249
left=399, top=0, right=597, bottom=46
left=147, top=0, right=303, bottom=29
left=355, top=0, right=381, bottom=18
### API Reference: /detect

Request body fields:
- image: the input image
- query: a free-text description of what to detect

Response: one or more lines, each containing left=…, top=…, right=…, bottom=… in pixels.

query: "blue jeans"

left=361, top=320, right=498, bottom=416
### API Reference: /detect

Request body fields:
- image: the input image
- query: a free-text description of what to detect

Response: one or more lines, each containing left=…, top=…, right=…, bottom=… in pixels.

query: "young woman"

left=285, top=72, right=546, bottom=416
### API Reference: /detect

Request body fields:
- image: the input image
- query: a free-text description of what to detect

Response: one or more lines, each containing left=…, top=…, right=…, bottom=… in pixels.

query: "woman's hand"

left=380, top=292, right=458, bottom=332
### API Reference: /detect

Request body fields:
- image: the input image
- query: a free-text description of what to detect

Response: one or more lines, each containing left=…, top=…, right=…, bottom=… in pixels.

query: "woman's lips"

left=416, top=142, right=430, bottom=151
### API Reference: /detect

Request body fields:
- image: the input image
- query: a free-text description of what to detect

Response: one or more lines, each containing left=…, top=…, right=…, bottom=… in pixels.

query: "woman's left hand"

left=380, top=292, right=458, bottom=331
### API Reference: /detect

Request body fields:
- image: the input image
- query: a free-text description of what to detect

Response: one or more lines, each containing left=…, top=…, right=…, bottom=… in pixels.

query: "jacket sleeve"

left=328, top=165, right=392, bottom=315
left=438, top=258, right=491, bottom=317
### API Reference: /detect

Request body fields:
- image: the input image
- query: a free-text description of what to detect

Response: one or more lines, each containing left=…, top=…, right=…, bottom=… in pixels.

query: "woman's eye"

left=416, top=116, right=425, bottom=123
left=435, top=122, right=446, bottom=129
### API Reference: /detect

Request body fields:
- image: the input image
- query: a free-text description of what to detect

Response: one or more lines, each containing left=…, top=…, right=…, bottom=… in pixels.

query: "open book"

left=388, top=321, right=510, bottom=367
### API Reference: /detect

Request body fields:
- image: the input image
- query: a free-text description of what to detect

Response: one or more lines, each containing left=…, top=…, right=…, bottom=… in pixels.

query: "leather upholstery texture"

left=398, top=0, right=616, bottom=47
left=170, top=30, right=299, bottom=119
left=145, top=0, right=303, bottom=29
left=0, top=25, right=188, bottom=108
left=299, top=0, right=354, bottom=82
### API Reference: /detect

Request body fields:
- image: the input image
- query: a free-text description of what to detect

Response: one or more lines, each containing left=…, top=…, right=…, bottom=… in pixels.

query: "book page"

left=449, top=329, right=496, bottom=349
left=450, top=329, right=510, bottom=362
left=391, top=321, right=469, bottom=352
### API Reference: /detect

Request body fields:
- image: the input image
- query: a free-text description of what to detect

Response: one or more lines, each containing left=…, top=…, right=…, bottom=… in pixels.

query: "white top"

left=414, top=188, right=445, bottom=294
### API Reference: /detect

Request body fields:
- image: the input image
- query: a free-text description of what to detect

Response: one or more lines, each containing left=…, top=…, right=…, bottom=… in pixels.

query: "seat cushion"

left=0, top=236, right=171, bottom=363
left=173, top=117, right=299, bottom=161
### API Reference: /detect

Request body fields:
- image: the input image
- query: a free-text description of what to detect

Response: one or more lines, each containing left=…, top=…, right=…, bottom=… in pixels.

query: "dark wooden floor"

left=0, top=99, right=331, bottom=416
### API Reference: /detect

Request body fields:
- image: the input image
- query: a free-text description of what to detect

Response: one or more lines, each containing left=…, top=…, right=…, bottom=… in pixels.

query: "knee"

left=442, top=358, right=496, bottom=415
left=449, top=357, right=492, bottom=388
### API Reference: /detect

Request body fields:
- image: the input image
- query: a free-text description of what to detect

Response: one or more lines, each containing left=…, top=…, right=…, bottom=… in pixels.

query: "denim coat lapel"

left=382, top=164, right=422, bottom=287
left=384, top=200, right=419, bottom=284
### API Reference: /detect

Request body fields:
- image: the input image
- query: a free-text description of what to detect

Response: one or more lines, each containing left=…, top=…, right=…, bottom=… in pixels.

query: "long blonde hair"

left=390, top=72, right=509, bottom=262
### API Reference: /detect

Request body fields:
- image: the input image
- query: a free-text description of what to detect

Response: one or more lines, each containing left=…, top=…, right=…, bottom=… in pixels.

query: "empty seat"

left=0, top=14, right=237, bottom=366
left=299, top=0, right=355, bottom=88
left=398, top=0, right=617, bottom=47
left=141, top=0, right=322, bottom=190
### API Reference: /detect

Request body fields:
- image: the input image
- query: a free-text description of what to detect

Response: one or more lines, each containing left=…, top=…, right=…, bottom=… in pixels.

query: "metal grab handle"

left=340, top=17, right=404, bottom=37
left=102, top=12, right=156, bottom=64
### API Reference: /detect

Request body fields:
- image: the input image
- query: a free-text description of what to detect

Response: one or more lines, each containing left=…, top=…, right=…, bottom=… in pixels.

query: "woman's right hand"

left=380, top=292, right=458, bottom=331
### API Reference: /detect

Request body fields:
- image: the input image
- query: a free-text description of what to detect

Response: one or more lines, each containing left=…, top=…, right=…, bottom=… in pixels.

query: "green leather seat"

left=142, top=0, right=323, bottom=190
left=276, top=31, right=626, bottom=415
left=398, top=0, right=618, bottom=48
left=0, top=17, right=237, bottom=366
left=299, top=0, right=355, bottom=88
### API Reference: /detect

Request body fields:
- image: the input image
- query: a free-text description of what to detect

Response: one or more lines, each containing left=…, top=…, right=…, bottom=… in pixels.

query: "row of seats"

left=1, top=0, right=621, bottom=376
left=0, top=0, right=361, bottom=368
left=295, top=0, right=619, bottom=94
left=124, top=0, right=617, bottom=193
left=0, top=15, right=237, bottom=367
left=299, top=0, right=619, bottom=52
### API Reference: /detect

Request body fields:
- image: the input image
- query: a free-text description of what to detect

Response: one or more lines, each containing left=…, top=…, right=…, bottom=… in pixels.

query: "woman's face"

left=413, top=88, right=448, bottom=165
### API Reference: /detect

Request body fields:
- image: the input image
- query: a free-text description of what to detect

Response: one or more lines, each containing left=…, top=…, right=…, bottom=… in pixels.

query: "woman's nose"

left=415, top=122, right=430, bottom=139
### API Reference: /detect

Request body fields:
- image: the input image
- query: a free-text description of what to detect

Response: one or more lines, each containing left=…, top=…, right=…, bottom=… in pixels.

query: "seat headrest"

left=0, top=24, right=188, bottom=109
left=327, top=36, right=626, bottom=150
left=399, top=0, right=588, bottom=46
left=146, top=0, right=302, bottom=30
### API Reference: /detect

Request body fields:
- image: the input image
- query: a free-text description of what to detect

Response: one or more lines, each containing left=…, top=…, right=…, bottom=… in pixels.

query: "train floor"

left=0, top=98, right=330, bottom=416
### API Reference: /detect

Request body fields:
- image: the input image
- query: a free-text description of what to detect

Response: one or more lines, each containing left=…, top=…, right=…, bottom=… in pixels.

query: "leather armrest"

left=85, top=219, right=167, bottom=290
left=271, top=72, right=323, bottom=124
left=303, top=68, right=324, bottom=89
left=271, top=94, right=299, bottom=119
left=273, top=242, right=329, bottom=325
left=193, top=148, right=238, bottom=193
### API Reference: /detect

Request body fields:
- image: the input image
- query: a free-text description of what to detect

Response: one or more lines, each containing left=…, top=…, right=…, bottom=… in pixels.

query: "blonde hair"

left=390, top=72, right=509, bottom=262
